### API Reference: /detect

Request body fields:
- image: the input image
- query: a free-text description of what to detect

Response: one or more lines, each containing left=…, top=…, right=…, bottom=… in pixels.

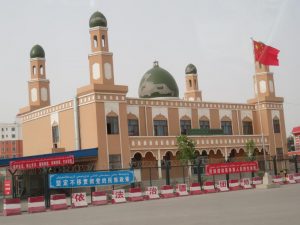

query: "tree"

left=287, top=136, right=295, bottom=152
left=245, top=139, right=256, bottom=161
left=176, top=135, right=196, bottom=164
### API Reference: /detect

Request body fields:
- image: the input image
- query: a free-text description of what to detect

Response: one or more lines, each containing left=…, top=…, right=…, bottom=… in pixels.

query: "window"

left=40, top=65, right=43, bottom=75
left=109, top=154, right=121, bottom=170
left=128, top=119, right=139, bottom=136
left=276, top=148, right=283, bottom=159
left=199, top=120, right=210, bottom=129
left=33, top=66, right=36, bottom=75
left=189, top=80, right=192, bottom=87
left=154, top=120, right=168, bottom=136
left=52, top=125, right=60, bottom=147
left=12, top=147, right=16, bottom=152
left=273, top=118, right=280, bottom=133
left=93, top=35, right=98, bottom=48
left=107, top=116, right=119, bottom=134
left=180, top=120, right=191, bottom=135
left=243, top=121, right=253, bottom=135
left=11, top=127, right=15, bottom=131
left=12, top=134, right=15, bottom=139
left=221, top=121, right=232, bottom=135
left=101, top=35, right=106, bottom=47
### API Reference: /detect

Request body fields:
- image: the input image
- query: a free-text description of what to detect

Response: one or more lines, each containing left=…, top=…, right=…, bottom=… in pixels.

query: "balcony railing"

left=129, top=135, right=269, bottom=150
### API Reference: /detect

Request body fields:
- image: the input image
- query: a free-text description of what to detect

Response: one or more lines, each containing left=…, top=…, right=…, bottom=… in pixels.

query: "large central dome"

left=138, top=62, right=179, bottom=99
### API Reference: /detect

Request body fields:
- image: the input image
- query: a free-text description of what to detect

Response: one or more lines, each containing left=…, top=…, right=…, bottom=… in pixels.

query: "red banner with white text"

left=10, top=155, right=75, bottom=170
left=205, top=161, right=259, bottom=175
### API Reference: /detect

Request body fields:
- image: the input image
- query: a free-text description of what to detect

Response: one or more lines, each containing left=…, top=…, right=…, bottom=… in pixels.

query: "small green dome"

left=30, top=45, right=45, bottom=58
left=89, top=11, right=107, bottom=28
left=139, top=61, right=179, bottom=99
left=185, top=64, right=197, bottom=74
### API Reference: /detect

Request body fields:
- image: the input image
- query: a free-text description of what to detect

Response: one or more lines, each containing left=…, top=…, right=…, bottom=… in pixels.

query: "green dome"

left=185, top=64, right=197, bottom=74
left=89, top=11, right=107, bottom=28
left=139, top=62, right=179, bottom=99
left=30, top=45, right=45, bottom=58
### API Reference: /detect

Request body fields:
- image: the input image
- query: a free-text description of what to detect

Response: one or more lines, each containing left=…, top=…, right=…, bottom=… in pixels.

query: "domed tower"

left=27, top=44, right=50, bottom=110
left=184, top=64, right=202, bottom=101
left=88, top=11, right=115, bottom=86
left=139, top=61, right=179, bottom=99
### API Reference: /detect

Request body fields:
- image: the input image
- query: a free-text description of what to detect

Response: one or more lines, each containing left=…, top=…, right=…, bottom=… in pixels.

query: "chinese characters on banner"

left=205, top=161, right=259, bottom=176
left=10, top=155, right=75, bottom=170
left=295, top=136, right=300, bottom=151
left=72, top=192, right=87, bottom=207
left=4, top=180, right=12, bottom=196
left=49, top=170, right=134, bottom=189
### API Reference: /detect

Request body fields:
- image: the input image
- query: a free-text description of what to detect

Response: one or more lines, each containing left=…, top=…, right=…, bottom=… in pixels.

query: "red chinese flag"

left=253, top=40, right=280, bottom=66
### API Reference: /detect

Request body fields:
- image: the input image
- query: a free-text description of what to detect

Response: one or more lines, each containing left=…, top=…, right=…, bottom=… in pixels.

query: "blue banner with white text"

left=49, top=170, right=134, bottom=189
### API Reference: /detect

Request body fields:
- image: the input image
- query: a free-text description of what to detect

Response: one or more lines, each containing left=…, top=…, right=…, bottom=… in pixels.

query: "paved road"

left=0, top=184, right=299, bottom=225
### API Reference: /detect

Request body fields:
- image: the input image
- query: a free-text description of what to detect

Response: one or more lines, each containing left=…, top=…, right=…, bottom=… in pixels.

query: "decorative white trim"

left=259, top=80, right=266, bottom=93
left=31, top=88, right=37, bottom=102
left=92, top=63, right=101, bottom=80
left=152, top=107, right=168, bottom=119
left=240, top=110, right=253, bottom=120
left=89, top=26, right=108, bottom=31
left=179, top=108, right=191, bottom=119
left=41, top=87, right=48, bottom=102
left=30, top=58, right=45, bottom=62
left=105, top=102, right=119, bottom=116
left=127, top=105, right=139, bottom=118
left=104, top=62, right=112, bottom=80
left=51, top=112, right=59, bottom=125
left=219, top=109, right=232, bottom=120
left=198, top=109, right=210, bottom=120
left=271, top=110, right=280, bottom=119
left=89, top=51, right=113, bottom=57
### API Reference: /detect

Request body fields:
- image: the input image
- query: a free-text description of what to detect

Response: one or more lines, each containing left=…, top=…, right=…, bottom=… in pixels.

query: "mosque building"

left=16, top=11, right=287, bottom=179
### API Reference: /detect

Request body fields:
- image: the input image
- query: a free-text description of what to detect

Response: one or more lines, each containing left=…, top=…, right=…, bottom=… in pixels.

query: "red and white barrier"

left=50, top=194, right=68, bottom=211
left=3, top=198, right=21, bottom=216
left=112, top=189, right=127, bottom=204
left=272, top=175, right=284, bottom=185
left=294, top=173, right=300, bottom=183
left=28, top=196, right=46, bottom=213
left=71, top=192, right=88, bottom=208
left=145, top=186, right=160, bottom=200
left=189, top=183, right=203, bottom=195
left=92, top=191, right=108, bottom=205
left=203, top=181, right=216, bottom=193
left=286, top=174, right=296, bottom=184
left=229, top=179, right=241, bottom=191
left=160, top=185, right=176, bottom=198
left=252, top=177, right=263, bottom=186
left=216, top=180, right=229, bottom=192
left=175, top=184, right=189, bottom=196
left=241, top=178, right=252, bottom=189
left=127, top=188, right=144, bottom=202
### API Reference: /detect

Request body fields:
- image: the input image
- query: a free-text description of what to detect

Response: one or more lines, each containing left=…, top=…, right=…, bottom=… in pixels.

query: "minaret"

left=184, top=64, right=202, bottom=101
left=251, top=62, right=279, bottom=102
left=88, top=11, right=115, bottom=85
left=27, top=44, right=50, bottom=110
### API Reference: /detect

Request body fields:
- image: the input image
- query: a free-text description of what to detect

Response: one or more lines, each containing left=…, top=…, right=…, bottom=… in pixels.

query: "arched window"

left=39, top=65, right=43, bottom=75
left=101, top=35, right=106, bottom=48
left=180, top=119, right=191, bottom=135
left=93, top=35, right=98, bottom=48
left=33, top=66, right=36, bottom=75
left=107, top=116, right=119, bottom=134
left=128, top=119, right=139, bottom=136
left=273, top=118, right=280, bottom=133
left=199, top=116, right=210, bottom=129
left=221, top=117, right=232, bottom=135
left=242, top=118, right=253, bottom=135
left=52, top=123, right=60, bottom=148
left=189, top=80, right=192, bottom=87
left=154, top=120, right=168, bottom=136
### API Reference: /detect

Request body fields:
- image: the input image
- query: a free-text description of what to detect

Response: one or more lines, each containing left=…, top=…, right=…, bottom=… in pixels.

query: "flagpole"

left=251, top=38, right=269, bottom=173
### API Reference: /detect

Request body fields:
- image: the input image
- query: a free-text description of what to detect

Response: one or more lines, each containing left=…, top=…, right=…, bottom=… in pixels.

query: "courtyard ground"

left=0, top=184, right=299, bottom=225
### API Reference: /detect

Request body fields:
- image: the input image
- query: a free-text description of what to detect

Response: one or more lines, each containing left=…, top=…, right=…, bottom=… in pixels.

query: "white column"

left=157, top=150, right=162, bottom=179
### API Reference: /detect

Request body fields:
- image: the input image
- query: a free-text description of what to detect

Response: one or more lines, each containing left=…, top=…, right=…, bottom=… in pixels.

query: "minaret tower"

left=88, top=11, right=115, bottom=86
left=27, top=45, right=50, bottom=110
left=251, top=62, right=280, bottom=102
left=184, top=64, right=202, bottom=101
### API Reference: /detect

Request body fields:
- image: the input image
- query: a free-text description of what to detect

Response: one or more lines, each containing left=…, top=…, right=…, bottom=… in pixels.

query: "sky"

left=0, top=0, right=299, bottom=135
